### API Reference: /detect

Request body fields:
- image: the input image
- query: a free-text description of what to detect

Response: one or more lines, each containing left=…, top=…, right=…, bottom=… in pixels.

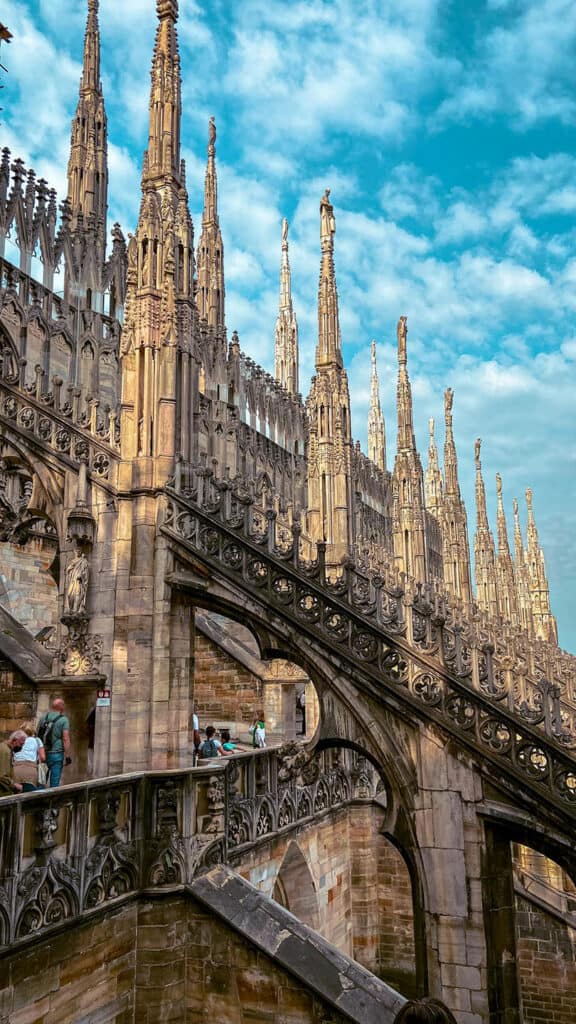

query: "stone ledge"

left=189, top=864, right=406, bottom=1024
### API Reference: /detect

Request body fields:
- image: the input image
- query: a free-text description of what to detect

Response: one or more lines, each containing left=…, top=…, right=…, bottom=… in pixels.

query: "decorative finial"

left=88, top=0, right=99, bottom=11
left=496, top=472, right=502, bottom=497
left=475, top=438, right=481, bottom=465
left=282, top=217, right=288, bottom=248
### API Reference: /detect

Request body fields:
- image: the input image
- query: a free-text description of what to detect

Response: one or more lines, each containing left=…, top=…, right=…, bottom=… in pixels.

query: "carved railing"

left=162, top=479, right=576, bottom=822
left=0, top=377, right=119, bottom=482
left=0, top=744, right=375, bottom=954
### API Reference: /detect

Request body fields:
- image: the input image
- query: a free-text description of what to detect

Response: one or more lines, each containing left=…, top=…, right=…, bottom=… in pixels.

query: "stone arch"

left=272, top=840, right=319, bottom=930
left=483, top=816, right=576, bottom=1023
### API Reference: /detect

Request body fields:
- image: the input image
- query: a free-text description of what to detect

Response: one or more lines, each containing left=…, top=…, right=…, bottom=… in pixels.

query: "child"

left=220, top=729, right=247, bottom=753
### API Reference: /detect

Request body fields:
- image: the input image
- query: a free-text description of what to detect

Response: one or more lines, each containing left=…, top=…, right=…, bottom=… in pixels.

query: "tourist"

left=220, top=729, right=246, bottom=753
left=249, top=714, right=266, bottom=748
left=192, top=702, right=201, bottom=753
left=86, top=707, right=96, bottom=776
left=393, top=998, right=458, bottom=1023
left=12, top=721, right=47, bottom=791
left=297, top=689, right=306, bottom=735
left=37, top=697, right=71, bottom=787
left=198, top=725, right=223, bottom=759
left=0, top=730, right=26, bottom=795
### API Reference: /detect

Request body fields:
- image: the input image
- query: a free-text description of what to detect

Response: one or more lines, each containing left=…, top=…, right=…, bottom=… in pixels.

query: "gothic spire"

left=197, top=116, right=225, bottom=328
left=513, top=497, right=534, bottom=634
left=392, top=316, right=427, bottom=581
left=496, top=474, right=512, bottom=558
left=396, top=316, right=416, bottom=453
left=66, top=0, right=108, bottom=275
left=425, top=417, right=443, bottom=512
left=120, top=0, right=195, bottom=473
left=525, top=487, right=558, bottom=642
left=367, top=340, right=386, bottom=471
left=473, top=439, right=499, bottom=619
left=443, top=388, right=460, bottom=498
left=82, top=0, right=100, bottom=93
left=495, top=473, right=517, bottom=622
left=143, top=0, right=182, bottom=187
left=474, top=439, right=490, bottom=532
left=274, top=217, right=299, bottom=394
left=316, top=189, right=342, bottom=369
left=513, top=497, right=524, bottom=565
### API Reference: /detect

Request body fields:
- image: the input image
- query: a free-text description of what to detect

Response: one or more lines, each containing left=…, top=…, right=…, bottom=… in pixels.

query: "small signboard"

left=96, top=688, right=111, bottom=708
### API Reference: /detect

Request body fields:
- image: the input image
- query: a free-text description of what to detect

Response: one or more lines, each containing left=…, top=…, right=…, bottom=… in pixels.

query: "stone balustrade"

left=163, top=477, right=576, bottom=820
left=0, top=743, right=376, bottom=956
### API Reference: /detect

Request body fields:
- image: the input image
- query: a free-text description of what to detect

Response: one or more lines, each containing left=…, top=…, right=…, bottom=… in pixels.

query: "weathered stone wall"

left=0, top=894, right=353, bottom=1024
left=238, top=807, right=354, bottom=957
left=235, top=803, right=418, bottom=994
left=376, top=830, right=417, bottom=995
left=193, top=630, right=263, bottom=726
left=515, top=894, right=576, bottom=1023
left=0, top=902, right=137, bottom=1024
left=0, top=660, right=37, bottom=737
left=0, top=537, right=58, bottom=634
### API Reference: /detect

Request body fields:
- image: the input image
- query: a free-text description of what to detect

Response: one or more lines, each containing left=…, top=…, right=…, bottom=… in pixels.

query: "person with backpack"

left=198, top=726, right=223, bottom=759
left=37, top=697, right=71, bottom=787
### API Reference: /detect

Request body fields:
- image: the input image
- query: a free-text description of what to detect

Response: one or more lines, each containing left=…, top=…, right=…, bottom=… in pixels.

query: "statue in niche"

left=65, top=550, right=89, bottom=616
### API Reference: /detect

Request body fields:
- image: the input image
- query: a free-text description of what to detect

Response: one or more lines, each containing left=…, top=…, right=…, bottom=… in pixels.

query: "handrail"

left=162, top=484, right=576, bottom=823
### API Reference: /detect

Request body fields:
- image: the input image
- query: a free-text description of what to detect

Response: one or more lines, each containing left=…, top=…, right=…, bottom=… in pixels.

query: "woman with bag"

left=12, top=722, right=47, bottom=791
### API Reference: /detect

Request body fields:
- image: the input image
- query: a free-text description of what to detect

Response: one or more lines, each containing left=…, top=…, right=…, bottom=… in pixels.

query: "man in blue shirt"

left=38, top=697, right=72, bottom=787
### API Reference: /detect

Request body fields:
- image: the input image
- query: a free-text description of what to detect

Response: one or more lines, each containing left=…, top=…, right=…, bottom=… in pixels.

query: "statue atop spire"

left=320, top=189, right=335, bottom=249
left=495, top=472, right=517, bottom=623
left=397, top=315, right=408, bottom=366
left=197, top=116, right=225, bottom=331
left=524, top=487, right=557, bottom=642
left=473, top=439, right=499, bottom=619
left=395, top=316, right=416, bottom=454
left=425, top=416, right=443, bottom=513
left=316, top=189, right=342, bottom=368
left=275, top=216, right=299, bottom=394
left=392, top=315, right=426, bottom=581
left=443, top=386, right=461, bottom=498
left=367, top=340, right=386, bottom=472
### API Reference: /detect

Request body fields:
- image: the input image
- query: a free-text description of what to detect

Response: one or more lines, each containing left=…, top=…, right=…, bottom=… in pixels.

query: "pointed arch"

left=272, top=840, right=319, bottom=930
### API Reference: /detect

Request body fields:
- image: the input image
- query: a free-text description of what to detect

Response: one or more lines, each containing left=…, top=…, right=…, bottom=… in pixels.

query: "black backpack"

left=199, top=738, right=219, bottom=758
left=38, top=713, right=63, bottom=751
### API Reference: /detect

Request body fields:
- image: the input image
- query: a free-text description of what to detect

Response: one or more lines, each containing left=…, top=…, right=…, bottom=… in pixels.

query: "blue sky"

left=2, top=0, right=576, bottom=650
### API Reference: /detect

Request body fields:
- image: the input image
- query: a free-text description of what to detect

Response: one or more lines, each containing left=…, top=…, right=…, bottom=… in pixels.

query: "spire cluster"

left=56, top=1, right=559, bottom=646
